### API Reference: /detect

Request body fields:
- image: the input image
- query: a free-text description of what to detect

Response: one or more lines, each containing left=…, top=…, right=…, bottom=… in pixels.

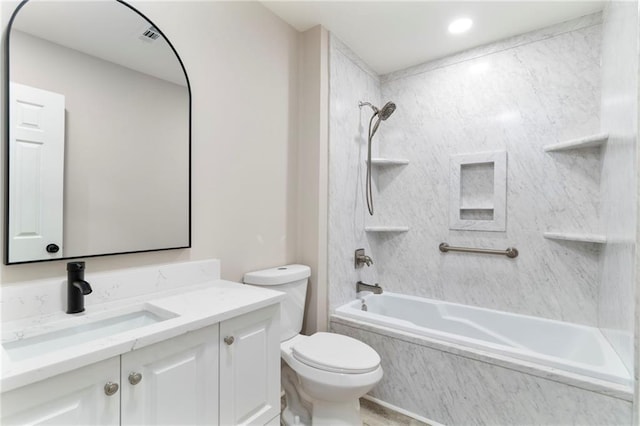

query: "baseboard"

left=362, top=395, right=445, bottom=426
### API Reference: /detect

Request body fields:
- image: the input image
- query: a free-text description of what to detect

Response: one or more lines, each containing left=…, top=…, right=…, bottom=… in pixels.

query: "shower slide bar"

left=439, top=242, right=519, bottom=259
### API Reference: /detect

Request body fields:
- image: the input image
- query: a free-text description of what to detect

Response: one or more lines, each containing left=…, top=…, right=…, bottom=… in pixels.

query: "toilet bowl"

left=243, top=265, right=383, bottom=426
left=281, top=334, right=383, bottom=425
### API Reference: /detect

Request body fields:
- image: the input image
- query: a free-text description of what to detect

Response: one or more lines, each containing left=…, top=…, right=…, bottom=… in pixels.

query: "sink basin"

left=3, top=307, right=177, bottom=361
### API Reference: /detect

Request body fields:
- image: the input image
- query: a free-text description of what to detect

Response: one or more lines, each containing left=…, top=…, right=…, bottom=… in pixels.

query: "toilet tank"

left=243, top=264, right=311, bottom=342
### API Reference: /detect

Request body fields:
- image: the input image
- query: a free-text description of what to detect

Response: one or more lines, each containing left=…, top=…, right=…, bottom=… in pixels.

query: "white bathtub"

left=335, top=292, right=631, bottom=387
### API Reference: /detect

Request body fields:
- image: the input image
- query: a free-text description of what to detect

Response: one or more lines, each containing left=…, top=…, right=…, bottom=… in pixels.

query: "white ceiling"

left=261, top=1, right=605, bottom=75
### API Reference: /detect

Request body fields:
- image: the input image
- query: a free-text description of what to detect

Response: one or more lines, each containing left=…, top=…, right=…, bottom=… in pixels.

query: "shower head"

left=378, top=102, right=396, bottom=120
left=358, top=101, right=396, bottom=120
left=359, top=100, right=397, bottom=217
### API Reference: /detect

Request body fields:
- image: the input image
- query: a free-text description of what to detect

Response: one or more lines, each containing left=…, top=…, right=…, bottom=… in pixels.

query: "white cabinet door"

left=120, top=325, right=219, bottom=426
left=8, top=82, right=65, bottom=262
left=219, top=304, right=280, bottom=426
left=0, top=357, right=120, bottom=425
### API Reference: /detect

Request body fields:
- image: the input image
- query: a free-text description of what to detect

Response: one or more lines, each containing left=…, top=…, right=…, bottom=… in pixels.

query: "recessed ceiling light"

left=448, top=18, right=473, bottom=34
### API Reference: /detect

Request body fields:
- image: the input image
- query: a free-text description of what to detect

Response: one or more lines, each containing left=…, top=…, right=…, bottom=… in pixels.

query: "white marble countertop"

left=1, top=279, right=284, bottom=392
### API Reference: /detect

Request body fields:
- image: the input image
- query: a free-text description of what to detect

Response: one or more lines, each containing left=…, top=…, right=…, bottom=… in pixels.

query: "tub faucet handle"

left=355, top=248, right=373, bottom=268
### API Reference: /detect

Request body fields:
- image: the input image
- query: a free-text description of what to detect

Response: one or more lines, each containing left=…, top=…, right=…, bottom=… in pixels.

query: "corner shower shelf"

left=543, top=133, right=609, bottom=152
left=370, top=158, right=410, bottom=166
left=365, top=160, right=409, bottom=235
left=365, top=226, right=409, bottom=233
left=543, top=231, right=606, bottom=244
left=543, top=133, right=608, bottom=246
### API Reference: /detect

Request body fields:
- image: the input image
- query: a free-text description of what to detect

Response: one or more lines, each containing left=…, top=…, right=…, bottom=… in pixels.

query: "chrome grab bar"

left=439, top=242, right=519, bottom=259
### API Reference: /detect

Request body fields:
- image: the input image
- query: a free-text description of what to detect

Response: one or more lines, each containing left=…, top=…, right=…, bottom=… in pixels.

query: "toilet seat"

left=292, top=332, right=380, bottom=374
left=281, top=334, right=383, bottom=400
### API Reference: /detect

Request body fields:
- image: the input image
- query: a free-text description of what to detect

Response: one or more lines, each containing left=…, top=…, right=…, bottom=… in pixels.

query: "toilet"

left=243, top=264, right=383, bottom=426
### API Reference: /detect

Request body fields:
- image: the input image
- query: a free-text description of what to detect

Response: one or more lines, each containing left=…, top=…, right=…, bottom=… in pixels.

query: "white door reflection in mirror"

left=9, top=82, right=65, bottom=262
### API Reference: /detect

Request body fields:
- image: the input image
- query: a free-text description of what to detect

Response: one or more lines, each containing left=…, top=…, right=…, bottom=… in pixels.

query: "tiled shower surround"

left=328, top=9, right=636, bottom=425
left=329, top=13, right=603, bottom=324
left=597, top=0, right=639, bottom=380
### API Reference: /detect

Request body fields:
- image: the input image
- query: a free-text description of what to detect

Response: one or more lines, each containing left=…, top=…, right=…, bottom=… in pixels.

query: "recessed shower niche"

left=449, top=151, right=507, bottom=231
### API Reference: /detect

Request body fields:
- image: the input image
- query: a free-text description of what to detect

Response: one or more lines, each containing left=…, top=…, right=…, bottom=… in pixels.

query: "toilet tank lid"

left=243, top=264, right=311, bottom=285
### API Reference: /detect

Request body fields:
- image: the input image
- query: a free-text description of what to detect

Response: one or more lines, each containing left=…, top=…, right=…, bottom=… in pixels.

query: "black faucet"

left=67, top=261, right=92, bottom=314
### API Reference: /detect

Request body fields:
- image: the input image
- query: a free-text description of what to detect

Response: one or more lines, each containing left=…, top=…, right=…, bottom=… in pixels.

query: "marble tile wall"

left=329, top=15, right=604, bottom=326
left=328, top=35, right=383, bottom=309
left=597, top=0, right=639, bottom=376
left=332, top=320, right=633, bottom=425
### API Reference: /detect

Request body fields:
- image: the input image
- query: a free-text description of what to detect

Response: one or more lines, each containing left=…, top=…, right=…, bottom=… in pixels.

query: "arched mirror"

left=5, top=0, right=191, bottom=264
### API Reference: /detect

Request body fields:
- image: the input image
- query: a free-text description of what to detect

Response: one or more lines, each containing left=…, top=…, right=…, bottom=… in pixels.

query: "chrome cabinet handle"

left=224, top=336, right=235, bottom=345
left=104, top=382, right=119, bottom=396
left=128, top=372, right=142, bottom=385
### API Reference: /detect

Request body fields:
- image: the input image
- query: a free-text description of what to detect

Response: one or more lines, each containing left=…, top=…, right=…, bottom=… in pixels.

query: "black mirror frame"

left=4, top=0, right=192, bottom=265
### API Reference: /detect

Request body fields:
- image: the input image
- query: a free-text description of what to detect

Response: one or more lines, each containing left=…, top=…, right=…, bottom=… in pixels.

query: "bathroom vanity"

left=1, top=260, right=284, bottom=426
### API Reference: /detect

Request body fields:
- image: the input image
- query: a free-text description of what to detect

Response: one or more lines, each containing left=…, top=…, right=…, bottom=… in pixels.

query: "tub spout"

left=357, top=281, right=383, bottom=294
